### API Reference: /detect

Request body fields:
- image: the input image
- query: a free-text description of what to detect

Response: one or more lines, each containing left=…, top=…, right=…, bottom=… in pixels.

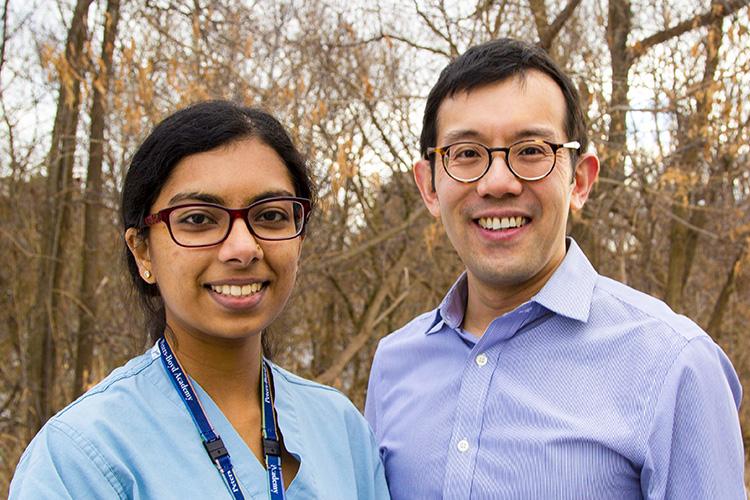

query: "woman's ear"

left=125, top=228, right=154, bottom=283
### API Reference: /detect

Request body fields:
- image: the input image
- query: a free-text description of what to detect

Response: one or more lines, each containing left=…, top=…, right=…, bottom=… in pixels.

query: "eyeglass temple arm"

left=144, top=212, right=163, bottom=225
left=424, top=147, right=438, bottom=160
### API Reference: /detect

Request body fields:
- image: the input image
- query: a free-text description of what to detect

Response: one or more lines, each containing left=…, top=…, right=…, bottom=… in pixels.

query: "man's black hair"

left=420, top=38, right=588, bottom=176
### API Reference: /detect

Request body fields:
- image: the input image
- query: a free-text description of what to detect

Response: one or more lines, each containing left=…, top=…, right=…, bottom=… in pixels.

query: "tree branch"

left=305, top=206, right=428, bottom=271
left=706, top=240, right=748, bottom=337
left=0, top=0, right=10, bottom=76
left=378, top=31, right=452, bottom=58
left=540, top=0, right=582, bottom=50
left=628, top=0, right=749, bottom=61
left=316, top=250, right=410, bottom=385
left=528, top=0, right=549, bottom=42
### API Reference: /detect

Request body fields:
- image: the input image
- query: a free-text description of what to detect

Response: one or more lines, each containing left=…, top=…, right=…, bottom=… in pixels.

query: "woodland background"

left=1, top=0, right=749, bottom=491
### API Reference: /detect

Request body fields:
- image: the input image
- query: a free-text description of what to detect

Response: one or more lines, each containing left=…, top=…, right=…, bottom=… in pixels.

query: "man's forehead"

left=434, top=71, right=568, bottom=144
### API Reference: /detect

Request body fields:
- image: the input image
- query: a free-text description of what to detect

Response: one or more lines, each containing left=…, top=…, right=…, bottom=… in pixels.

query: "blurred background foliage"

left=1, top=0, right=749, bottom=491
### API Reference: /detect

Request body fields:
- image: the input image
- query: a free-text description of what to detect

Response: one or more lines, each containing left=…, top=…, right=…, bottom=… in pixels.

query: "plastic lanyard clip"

left=263, top=438, right=282, bottom=457
left=204, top=436, right=229, bottom=462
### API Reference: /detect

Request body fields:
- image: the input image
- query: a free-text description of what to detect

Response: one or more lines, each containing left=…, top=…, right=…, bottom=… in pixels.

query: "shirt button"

left=475, top=353, right=488, bottom=367
left=457, top=439, right=470, bottom=452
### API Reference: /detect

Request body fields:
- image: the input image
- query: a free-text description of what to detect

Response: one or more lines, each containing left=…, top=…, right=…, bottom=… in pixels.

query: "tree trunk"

left=74, top=0, right=121, bottom=397
left=604, top=0, right=632, bottom=183
left=706, top=241, right=747, bottom=339
left=664, top=7, right=723, bottom=310
left=27, top=0, right=93, bottom=436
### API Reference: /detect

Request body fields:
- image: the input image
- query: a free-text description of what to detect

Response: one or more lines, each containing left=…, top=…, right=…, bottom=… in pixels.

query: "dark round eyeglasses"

left=426, top=139, right=581, bottom=182
left=144, top=196, right=311, bottom=248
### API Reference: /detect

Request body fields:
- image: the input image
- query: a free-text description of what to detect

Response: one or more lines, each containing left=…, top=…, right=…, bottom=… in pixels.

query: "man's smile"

left=476, top=216, right=530, bottom=230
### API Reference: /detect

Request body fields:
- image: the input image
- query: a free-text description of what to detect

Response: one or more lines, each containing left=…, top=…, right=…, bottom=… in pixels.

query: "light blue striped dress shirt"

left=366, top=239, right=744, bottom=499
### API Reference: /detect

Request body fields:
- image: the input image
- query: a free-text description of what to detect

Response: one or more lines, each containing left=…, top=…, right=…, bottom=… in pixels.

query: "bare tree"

left=27, top=0, right=94, bottom=436
left=75, top=0, right=122, bottom=397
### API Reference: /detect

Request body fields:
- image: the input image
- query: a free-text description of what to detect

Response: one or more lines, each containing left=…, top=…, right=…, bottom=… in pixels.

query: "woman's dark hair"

left=121, top=100, right=316, bottom=345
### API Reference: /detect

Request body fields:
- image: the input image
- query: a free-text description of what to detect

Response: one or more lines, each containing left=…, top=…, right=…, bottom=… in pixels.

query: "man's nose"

left=475, top=153, right=524, bottom=198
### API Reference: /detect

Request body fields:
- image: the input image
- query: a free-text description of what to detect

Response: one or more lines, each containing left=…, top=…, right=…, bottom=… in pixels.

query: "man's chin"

left=466, top=262, right=538, bottom=290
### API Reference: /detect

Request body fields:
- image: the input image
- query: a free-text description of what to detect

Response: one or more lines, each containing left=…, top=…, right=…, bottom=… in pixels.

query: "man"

left=365, top=38, right=744, bottom=499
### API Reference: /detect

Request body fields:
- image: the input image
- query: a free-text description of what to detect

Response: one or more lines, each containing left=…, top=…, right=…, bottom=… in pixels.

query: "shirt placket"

left=441, top=310, right=530, bottom=500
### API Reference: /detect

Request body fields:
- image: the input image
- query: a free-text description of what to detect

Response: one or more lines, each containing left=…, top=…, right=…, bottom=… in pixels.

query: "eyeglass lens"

left=168, top=199, right=305, bottom=246
left=445, top=141, right=556, bottom=181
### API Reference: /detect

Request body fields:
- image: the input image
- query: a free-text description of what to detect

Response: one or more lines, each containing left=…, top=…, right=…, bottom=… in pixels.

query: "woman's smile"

left=206, top=280, right=268, bottom=311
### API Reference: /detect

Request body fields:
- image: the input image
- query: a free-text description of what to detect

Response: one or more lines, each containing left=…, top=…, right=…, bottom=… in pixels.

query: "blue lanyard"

left=158, top=337, right=286, bottom=500
left=261, top=360, right=286, bottom=500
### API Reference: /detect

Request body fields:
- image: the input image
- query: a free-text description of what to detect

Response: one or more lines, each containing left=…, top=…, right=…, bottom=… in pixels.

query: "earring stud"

left=143, top=270, right=152, bottom=280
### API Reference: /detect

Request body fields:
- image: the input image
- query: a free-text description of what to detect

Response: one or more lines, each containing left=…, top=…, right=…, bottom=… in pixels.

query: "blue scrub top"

left=11, top=343, right=390, bottom=499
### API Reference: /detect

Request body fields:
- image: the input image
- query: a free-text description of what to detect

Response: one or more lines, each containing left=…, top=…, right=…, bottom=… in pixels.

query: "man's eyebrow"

left=440, top=127, right=559, bottom=146
left=510, top=127, right=558, bottom=142
left=440, top=129, right=485, bottom=145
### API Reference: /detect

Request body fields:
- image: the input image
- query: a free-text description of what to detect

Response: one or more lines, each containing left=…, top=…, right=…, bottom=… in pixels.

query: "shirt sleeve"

left=641, top=335, right=745, bottom=499
left=9, top=419, right=125, bottom=500
left=365, top=344, right=382, bottom=437
left=372, top=454, right=391, bottom=499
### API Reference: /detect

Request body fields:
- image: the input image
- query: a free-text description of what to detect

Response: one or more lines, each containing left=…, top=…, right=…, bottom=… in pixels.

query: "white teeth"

left=478, top=216, right=527, bottom=230
left=210, top=283, right=263, bottom=297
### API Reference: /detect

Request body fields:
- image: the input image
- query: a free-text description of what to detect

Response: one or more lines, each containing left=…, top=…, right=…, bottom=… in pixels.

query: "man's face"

left=414, top=70, right=597, bottom=297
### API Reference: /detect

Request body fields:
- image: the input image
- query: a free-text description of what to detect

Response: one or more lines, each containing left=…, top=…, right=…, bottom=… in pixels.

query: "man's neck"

left=461, top=257, right=563, bottom=337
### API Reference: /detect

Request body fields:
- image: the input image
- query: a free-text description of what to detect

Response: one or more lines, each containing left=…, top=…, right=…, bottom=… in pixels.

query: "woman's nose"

left=216, top=218, right=263, bottom=265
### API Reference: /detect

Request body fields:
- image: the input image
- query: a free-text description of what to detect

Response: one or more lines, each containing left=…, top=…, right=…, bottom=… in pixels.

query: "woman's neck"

left=165, top=330, right=263, bottom=409
left=163, top=328, right=300, bottom=486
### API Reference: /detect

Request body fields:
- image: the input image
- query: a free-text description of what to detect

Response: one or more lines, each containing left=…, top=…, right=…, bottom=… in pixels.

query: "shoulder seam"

left=382, top=309, right=438, bottom=341
left=47, top=419, right=127, bottom=498
left=639, top=335, right=706, bottom=452
left=271, top=365, right=345, bottom=396
left=57, top=355, right=157, bottom=418
left=594, top=277, right=700, bottom=342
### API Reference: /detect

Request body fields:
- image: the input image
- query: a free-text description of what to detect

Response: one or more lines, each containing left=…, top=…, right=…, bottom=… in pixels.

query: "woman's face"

left=126, top=138, right=303, bottom=344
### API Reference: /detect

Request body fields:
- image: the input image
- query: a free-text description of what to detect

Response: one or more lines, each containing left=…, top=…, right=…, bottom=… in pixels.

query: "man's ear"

left=413, top=159, right=441, bottom=218
left=125, top=227, right=154, bottom=283
left=570, top=153, right=599, bottom=212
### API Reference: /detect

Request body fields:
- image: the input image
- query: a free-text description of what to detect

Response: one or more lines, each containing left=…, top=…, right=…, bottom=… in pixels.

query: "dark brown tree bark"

left=604, top=0, right=632, bottom=183
left=529, top=0, right=582, bottom=51
left=74, top=0, right=122, bottom=397
left=27, top=0, right=93, bottom=436
left=706, top=240, right=747, bottom=338
left=664, top=6, right=724, bottom=310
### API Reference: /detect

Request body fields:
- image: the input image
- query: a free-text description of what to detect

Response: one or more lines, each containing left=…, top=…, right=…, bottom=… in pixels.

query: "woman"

left=10, top=101, right=390, bottom=499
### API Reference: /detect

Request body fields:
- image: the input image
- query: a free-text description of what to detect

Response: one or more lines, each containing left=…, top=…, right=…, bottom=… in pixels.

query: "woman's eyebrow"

left=167, top=192, right=224, bottom=206
left=246, top=190, right=295, bottom=205
left=166, top=189, right=296, bottom=207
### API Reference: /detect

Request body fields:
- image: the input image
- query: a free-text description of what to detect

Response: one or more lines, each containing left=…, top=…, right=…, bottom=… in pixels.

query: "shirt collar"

left=424, top=238, right=597, bottom=335
left=425, top=272, right=469, bottom=335
left=532, top=238, right=597, bottom=322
